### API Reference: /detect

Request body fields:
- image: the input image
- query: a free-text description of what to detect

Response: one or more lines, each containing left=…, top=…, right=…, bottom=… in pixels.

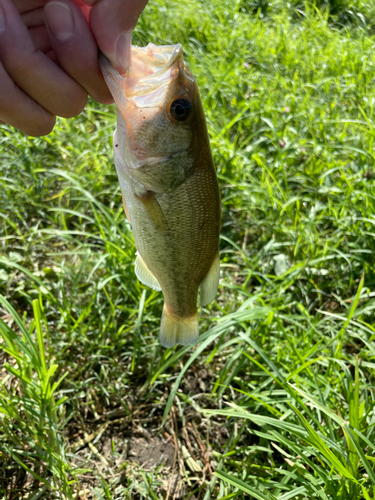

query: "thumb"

left=82, top=0, right=148, bottom=72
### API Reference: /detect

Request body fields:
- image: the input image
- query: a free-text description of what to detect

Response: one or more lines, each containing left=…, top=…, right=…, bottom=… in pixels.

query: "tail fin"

left=160, top=306, right=199, bottom=348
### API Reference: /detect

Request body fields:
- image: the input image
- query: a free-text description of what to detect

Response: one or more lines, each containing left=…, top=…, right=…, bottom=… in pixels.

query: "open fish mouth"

left=99, top=43, right=185, bottom=99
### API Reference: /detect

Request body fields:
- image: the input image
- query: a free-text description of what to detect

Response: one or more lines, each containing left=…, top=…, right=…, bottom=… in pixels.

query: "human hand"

left=0, top=0, right=148, bottom=136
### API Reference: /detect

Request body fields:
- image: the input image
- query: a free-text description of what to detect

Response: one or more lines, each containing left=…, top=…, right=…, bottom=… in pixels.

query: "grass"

left=1, top=0, right=375, bottom=498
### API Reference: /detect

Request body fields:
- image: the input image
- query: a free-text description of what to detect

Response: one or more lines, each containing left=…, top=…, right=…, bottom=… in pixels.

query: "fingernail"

left=44, top=2, right=74, bottom=42
left=116, top=32, right=132, bottom=73
left=0, top=4, right=5, bottom=34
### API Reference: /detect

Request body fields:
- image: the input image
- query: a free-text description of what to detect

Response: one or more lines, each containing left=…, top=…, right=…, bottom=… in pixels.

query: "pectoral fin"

left=135, top=252, right=161, bottom=291
left=200, top=252, right=220, bottom=306
left=135, top=191, right=168, bottom=233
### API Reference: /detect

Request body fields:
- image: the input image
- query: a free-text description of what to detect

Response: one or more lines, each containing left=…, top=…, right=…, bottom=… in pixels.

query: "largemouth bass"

left=100, top=43, right=221, bottom=348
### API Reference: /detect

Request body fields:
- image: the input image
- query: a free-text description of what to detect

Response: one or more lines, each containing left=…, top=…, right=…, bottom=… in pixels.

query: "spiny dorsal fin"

left=200, top=252, right=220, bottom=306
left=135, top=252, right=161, bottom=291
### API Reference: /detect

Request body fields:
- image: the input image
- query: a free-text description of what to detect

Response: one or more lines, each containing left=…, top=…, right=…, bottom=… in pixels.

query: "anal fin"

left=135, top=252, right=161, bottom=291
left=200, top=252, right=220, bottom=306
left=160, top=306, right=199, bottom=348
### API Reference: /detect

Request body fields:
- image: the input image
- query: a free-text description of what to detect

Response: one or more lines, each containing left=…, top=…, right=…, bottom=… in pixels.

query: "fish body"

left=100, top=44, right=221, bottom=348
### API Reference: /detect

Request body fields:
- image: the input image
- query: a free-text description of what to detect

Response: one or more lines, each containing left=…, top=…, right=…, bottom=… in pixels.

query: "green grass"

left=1, top=0, right=375, bottom=498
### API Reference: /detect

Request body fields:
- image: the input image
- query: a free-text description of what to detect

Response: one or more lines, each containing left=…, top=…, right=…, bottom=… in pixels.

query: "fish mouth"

left=99, top=44, right=184, bottom=98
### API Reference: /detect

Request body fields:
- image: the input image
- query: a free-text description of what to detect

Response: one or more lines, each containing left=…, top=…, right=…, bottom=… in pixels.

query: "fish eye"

left=170, top=99, right=191, bottom=122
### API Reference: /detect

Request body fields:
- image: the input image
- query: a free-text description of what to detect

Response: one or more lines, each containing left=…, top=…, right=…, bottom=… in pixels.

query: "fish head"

left=100, top=44, right=208, bottom=191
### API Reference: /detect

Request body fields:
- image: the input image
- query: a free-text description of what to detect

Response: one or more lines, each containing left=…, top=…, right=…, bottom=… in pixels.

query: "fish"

left=100, top=43, right=221, bottom=348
